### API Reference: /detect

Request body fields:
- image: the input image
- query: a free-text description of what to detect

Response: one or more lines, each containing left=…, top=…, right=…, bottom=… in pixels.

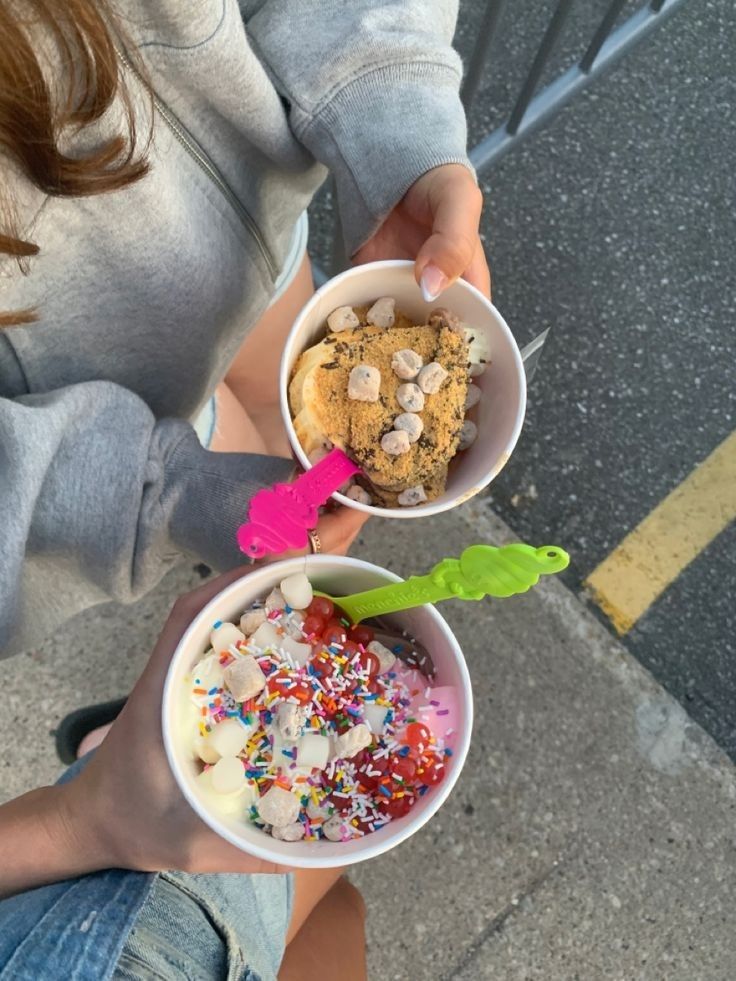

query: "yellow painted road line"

left=585, top=430, right=736, bottom=635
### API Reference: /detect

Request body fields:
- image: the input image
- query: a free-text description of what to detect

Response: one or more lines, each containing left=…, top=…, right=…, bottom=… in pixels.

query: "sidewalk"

left=2, top=504, right=734, bottom=979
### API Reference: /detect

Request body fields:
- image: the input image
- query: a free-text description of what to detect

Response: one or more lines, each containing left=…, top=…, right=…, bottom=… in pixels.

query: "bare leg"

left=207, top=382, right=268, bottom=455
left=280, top=877, right=367, bottom=981
left=225, top=254, right=315, bottom=458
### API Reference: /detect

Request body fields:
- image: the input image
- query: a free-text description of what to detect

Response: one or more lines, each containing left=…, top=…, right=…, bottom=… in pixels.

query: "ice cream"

left=184, top=572, right=458, bottom=842
left=288, top=300, right=487, bottom=508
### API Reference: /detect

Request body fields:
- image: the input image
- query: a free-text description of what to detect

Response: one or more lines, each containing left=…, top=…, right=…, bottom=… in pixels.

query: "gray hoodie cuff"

left=302, top=62, right=473, bottom=256
left=164, top=430, right=296, bottom=571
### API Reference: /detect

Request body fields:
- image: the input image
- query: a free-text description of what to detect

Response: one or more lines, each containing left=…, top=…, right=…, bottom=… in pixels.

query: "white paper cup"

left=280, top=259, right=526, bottom=517
left=162, top=556, right=473, bottom=869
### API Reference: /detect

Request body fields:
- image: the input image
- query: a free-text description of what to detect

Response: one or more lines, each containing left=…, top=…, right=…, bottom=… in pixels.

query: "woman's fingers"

left=462, top=238, right=493, bottom=299
left=414, top=165, right=484, bottom=300
left=315, top=505, right=370, bottom=555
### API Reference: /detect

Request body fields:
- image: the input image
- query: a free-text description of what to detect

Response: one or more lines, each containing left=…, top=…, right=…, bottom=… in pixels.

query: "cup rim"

left=162, top=555, right=473, bottom=868
left=279, top=259, right=526, bottom=518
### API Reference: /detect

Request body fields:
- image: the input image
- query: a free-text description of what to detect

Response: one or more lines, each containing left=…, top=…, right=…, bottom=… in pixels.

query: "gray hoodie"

left=0, top=0, right=470, bottom=655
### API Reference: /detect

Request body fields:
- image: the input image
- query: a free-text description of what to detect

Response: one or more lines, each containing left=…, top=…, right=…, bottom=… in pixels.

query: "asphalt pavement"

left=311, top=0, right=736, bottom=759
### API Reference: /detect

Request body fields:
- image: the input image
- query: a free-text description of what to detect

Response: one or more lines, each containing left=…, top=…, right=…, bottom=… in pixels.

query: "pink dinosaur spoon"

left=236, top=448, right=362, bottom=559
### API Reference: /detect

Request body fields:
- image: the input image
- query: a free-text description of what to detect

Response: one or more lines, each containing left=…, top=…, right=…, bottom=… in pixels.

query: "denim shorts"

left=0, top=755, right=293, bottom=981
left=192, top=212, right=309, bottom=449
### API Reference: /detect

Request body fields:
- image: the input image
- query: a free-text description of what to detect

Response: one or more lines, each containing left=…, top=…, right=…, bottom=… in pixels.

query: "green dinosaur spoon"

left=318, top=543, right=570, bottom=624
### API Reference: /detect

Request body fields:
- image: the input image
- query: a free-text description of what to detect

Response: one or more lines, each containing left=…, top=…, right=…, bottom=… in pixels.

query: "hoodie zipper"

left=115, top=45, right=278, bottom=280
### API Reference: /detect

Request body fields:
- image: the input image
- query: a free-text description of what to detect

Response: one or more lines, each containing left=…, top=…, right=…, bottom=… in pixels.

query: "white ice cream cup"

left=162, top=556, right=473, bottom=869
left=279, top=259, right=526, bottom=517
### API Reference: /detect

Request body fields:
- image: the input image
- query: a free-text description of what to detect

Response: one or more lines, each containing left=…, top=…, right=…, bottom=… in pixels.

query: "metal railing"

left=316, top=0, right=689, bottom=283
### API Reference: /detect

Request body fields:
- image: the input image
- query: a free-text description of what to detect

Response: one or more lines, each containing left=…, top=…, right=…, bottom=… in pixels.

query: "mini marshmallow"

left=396, top=383, right=425, bottom=413
left=282, top=610, right=306, bottom=640
left=366, top=296, right=395, bottom=328
left=381, top=430, right=411, bottom=456
left=280, top=572, right=313, bottom=611
left=428, top=307, right=462, bottom=331
left=348, top=364, right=381, bottom=402
left=224, top=655, right=266, bottom=701
left=397, top=485, right=428, bottom=507
left=468, top=361, right=486, bottom=378
left=265, top=588, right=285, bottom=612
left=249, top=620, right=282, bottom=651
left=240, top=608, right=267, bottom=635
left=257, top=785, right=301, bottom=828
left=417, top=362, right=449, bottom=394
left=465, top=384, right=482, bottom=410
left=458, top=419, right=478, bottom=450
left=346, top=484, right=373, bottom=505
left=296, top=733, right=330, bottom=770
left=332, top=723, right=372, bottom=760
left=367, top=640, right=397, bottom=674
left=393, top=412, right=423, bottom=443
left=391, top=348, right=423, bottom=380
left=322, top=814, right=347, bottom=842
left=209, top=718, right=252, bottom=757
left=276, top=703, right=310, bottom=742
left=210, top=756, right=245, bottom=795
left=272, top=822, right=306, bottom=841
left=209, top=621, right=245, bottom=656
left=327, top=305, right=360, bottom=332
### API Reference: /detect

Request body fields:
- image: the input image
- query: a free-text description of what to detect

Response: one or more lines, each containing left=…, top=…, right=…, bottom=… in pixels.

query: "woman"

left=0, top=0, right=490, bottom=976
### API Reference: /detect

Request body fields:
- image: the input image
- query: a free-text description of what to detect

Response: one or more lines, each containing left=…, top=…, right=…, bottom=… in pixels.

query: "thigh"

left=208, top=383, right=268, bottom=455
left=225, top=254, right=315, bottom=411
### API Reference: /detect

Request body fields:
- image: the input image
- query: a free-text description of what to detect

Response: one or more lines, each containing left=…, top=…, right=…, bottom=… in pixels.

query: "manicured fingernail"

left=420, top=265, right=448, bottom=303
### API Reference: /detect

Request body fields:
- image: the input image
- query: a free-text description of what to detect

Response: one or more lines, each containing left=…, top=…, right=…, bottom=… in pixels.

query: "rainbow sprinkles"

left=185, top=572, right=458, bottom=843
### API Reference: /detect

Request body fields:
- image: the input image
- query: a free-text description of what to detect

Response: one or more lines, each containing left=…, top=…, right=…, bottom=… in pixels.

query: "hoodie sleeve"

left=246, top=0, right=472, bottom=256
left=0, top=379, right=293, bottom=656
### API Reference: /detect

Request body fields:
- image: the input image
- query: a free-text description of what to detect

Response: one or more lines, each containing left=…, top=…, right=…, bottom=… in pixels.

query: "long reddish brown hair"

left=0, top=0, right=149, bottom=325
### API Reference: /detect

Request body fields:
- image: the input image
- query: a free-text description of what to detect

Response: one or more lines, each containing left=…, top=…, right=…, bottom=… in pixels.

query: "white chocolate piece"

left=393, top=412, right=423, bottom=443
left=362, top=702, right=389, bottom=736
left=327, top=305, right=360, bottom=332
left=381, top=430, right=411, bottom=456
left=397, top=485, right=427, bottom=507
left=209, top=718, right=251, bottom=757
left=458, top=419, right=478, bottom=451
left=465, top=384, right=482, bottom=410
left=249, top=621, right=282, bottom=651
left=297, top=733, right=331, bottom=770
left=279, top=635, right=312, bottom=667
left=224, top=655, right=266, bottom=701
left=348, top=364, right=381, bottom=402
left=257, top=784, right=301, bottom=828
left=366, top=296, right=395, bottom=328
left=240, top=608, right=267, bottom=635
left=366, top=640, right=396, bottom=674
left=194, top=735, right=221, bottom=765
left=346, top=484, right=372, bottom=505
left=332, top=723, right=372, bottom=760
left=417, top=362, right=449, bottom=394
left=209, top=622, right=245, bottom=656
left=323, top=814, right=348, bottom=841
left=468, top=361, right=486, bottom=378
left=210, top=756, right=245, bottom=795
left=391, top=349, right=423, bottom=380
left=396, top=383, right=425, bottom=413
left=272, top=822, right=306, bottom=841
left=265, top=588, right=285, bottom=612
left=280, top=572, right=313, bottom=611
left=276, top=703, right=310, bottom=742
